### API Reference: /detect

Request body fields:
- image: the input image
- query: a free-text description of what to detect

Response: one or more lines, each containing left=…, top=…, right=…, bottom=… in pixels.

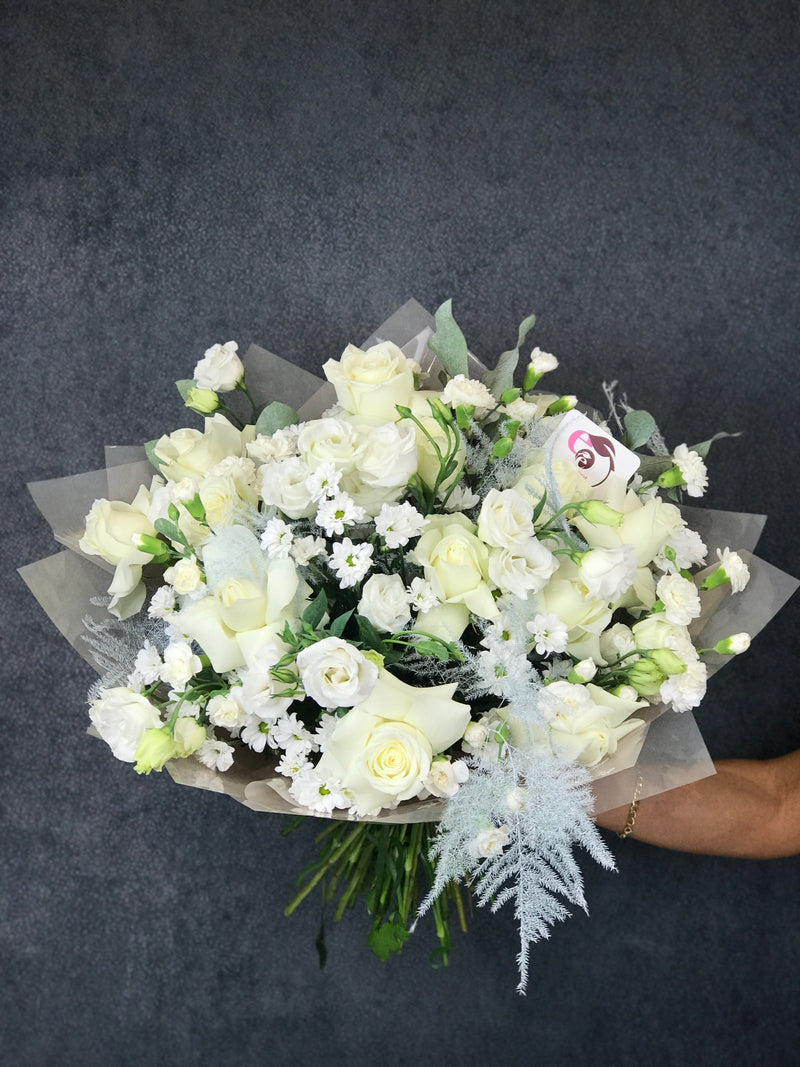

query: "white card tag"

left=548, top=410, right=640, bottom=488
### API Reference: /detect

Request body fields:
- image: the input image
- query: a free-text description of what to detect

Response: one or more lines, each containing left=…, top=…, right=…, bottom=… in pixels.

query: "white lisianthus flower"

left=316, top=493, right=367, bottom=537
left=322, top=341, right=416, bottom=421
left=424, top=757, right=469, bottom=798
left=672, top=443, right=708, bottom=498
left=193, top=341, right=244, bottom=392
left=260, top=517, right=294, bottom=559
left=407, top=576, right=439, bottom=613
left=235, top=651, right=295, bottom=721
left=290, top=534, right=327, bottom=565
left=358, top=573, right=412, bottom=633
left=375, top=501, right=428, bottom=548
left=329, top=537, right=374, bottom=588
left=477, top=488, right=534, bottom=549
left=441, top=484, right=480, bottom=512
left=578, top=545, right=638, bottom=602
left=469, top=824, right=512, bottom=860
left=89, top=687, right=162, bottom=762
left=295, top=637, right=379, bottom=709
left=207, top=693, right=246, bottom=734
left=160, top=639, right=202, bottom=689
left=599, top=622, right=637, bottom=665
left=488, top=538, right=558, bottom=597
left=656, top=573, right=702, bottom=626
left=716, top=547, right=751, bottom=593
left=260, top=456, right=316, bottom=519
left=441, top=374, right=496, bottom=418
left=164, top=556, right=205, bottom=596
left=197, top=738, right=236, bottom=772
left=526, top=612, right=569, bottom=656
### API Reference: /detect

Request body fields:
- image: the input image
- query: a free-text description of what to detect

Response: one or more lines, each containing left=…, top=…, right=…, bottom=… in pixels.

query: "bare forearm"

left=596, top=751, right=800, bottom=859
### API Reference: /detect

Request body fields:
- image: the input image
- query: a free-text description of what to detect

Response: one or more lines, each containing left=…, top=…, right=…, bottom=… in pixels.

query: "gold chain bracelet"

left=617, top=774, right=644, bottom=839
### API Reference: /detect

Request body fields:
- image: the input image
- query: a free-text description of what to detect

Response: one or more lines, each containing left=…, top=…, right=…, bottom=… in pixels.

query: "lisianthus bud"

left=572, top=500, right=625, bottom=527
left=173, top=717, right=207, bottom=757
left=626, top=658, right=666, bottom=696
left=185, top=387, right=219, bottom=414
left=647, top=648, right=686, bottom=677
left=133, top=727, right=178, bottom=774
left=568, top=658, right=597, bottom=683
left=714, top=632, right=751, bottom=655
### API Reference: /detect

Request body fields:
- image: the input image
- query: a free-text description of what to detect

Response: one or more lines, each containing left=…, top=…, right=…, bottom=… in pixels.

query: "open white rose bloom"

left=21, top=300, right=798, bottom=992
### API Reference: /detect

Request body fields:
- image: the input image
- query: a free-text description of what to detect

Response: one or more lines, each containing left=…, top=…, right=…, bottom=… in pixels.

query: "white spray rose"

left=260, top=456, right=317, bottom=519
left=322, top=341, right=416, bottom=421
left=358, top=573, right=412, bottom=633
left=424, top=757, right=469, bottom=798
left=153, top=414, right=252, bottom=484
left=165, top=556, right=204, bottom=596
left=89, top=687, right=162, bottom=762
left=295, top=637, right=379, bottom=709
left=352, top=419, right=418, bottom=489
left=160, top=639, right=202, bottom=689
left=469, top=824, right=512, bottom=859
left=487, top=537, right=558, bottom=597
left=477, top=488, right=534, bottom=549
left=193, top=341, right=244, bottom=392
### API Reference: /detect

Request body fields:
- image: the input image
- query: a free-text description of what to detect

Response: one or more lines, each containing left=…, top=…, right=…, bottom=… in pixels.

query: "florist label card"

left=549, top=410, right=640, bottom=488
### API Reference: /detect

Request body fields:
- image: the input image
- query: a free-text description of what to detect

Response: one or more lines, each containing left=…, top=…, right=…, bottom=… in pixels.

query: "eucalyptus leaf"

left=428, top=300, right=469, bottom=380
left=144, top=439, right=164, bottom=472
left=636, top=455, right=675, bottom=479
left=175, top=378, right=196, bottom=402
left=255, top=401, right=299, bottom=437
left=690, top=430, right=741, bottom=459
left=623, top=409, right=656, bottom=449
left=483, top=312, right=536, bottom=399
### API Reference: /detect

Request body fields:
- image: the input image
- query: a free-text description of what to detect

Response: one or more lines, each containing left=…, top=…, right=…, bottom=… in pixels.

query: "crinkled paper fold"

left=20, top=300, right=799, bottom=819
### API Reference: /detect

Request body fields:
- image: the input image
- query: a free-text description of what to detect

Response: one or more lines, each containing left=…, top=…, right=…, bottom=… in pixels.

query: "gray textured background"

left=3, top=2, right=799, bottom=1064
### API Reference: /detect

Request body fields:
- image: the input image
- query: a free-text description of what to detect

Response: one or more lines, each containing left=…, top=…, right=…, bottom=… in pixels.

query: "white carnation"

left=717, top=547, right=751, bottom=593
left=672, top=444, right=708, bottom=498
left=441, top=374, right=495, bottom=418
left=656, top=573, right=702, bottom=626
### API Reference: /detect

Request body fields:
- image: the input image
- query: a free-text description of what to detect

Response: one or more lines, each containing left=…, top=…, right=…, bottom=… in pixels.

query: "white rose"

left=313, top=669, right=471, bottom=814
left=160, top=639, right=202, bottom=689
left=88, top=687, right=162, bottom=762
left=153, top=414, right=252, bottom=483
left=358, top=574, right=412, bottom=633
left=260, top=456, right=317, bottom=519
left=352, top=419, right=418, bottom=490
left=207, top=693, right=246, bottom=732
left=573, top=493, right=682, bottom=567
left=412, top=601, right=471, bottom=642
left=165, top=557, right=204, bottom=596
left=298, top=417, right=360, bottom=474
left=215, top=577, right=269, bottom=632
left=424, top=757, right=469, bottom=798
left=535, top=570, right=612, bottom=638
left=477, top=488, right=534, bottom=549
left=578, top=546, right=637, bottom=602
left=656, top=573, right=702, bottom=626
left=411, top=512, right=498, bottom=620
left=487, top=537, right=557, bottom=597
left=193, top=341, right=244, bottom=392
left=408, top=392, right=466, bottom=493
left=322, top=341, right=416, bottom=421
left=535, top=680, right=646, bottom=767
left=295, top=637, right=379, bottom=709
left=441, top=374, right=496, bottom=418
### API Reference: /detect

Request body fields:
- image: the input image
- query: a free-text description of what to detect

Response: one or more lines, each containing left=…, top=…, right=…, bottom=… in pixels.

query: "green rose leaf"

left=429, top=300, right=469, bottom=380
left=255, top=401, right=299, bottom=437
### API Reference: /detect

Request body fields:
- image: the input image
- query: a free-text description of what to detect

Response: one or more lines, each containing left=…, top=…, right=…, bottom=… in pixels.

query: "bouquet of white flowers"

left=21, top=300, right=797, bottom=990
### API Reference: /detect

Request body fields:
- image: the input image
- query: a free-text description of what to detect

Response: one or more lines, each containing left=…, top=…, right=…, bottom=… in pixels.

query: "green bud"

left=137, top=533, right=170, bottom=562
left=626, top=659, right=666, bottom=696
left=185, top=387, right=219, bottom=414
left=395, top=405, right=413, bottom=420
left=647, top=648, right=686, bottom=677
left=455, top=404, right=474, bottom=430
left=503, top=419, right=521, bottom=441
left=492, top=437, right=514, bottom=459
left=363, top=648, right=385, bottom=670
left=500, top=387, right=522, bottom=405
left=133, top=727, right=178, bottom=775
left=699, top=567, right=730, bottom=591
left=546, top=395, right=577, bottom=415
left=657, top=466, right=685, bottom=489
left=522, top=367, right=542, bottom=392
left=572, top=500, right=625, bottom=527
left=183, top=493, right=207, bottom=524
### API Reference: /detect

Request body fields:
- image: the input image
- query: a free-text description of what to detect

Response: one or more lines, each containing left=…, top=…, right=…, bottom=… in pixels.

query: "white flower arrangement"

left=23, top=300, right=795, bottom=993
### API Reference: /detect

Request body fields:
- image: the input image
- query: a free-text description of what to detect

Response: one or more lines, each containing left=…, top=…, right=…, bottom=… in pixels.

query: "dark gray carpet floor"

left=3, top=2, right=798, bottom=1064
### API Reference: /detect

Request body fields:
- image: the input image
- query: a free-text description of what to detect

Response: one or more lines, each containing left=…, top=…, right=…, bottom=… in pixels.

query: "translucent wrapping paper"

left=20, top=300, right=799, bottom=821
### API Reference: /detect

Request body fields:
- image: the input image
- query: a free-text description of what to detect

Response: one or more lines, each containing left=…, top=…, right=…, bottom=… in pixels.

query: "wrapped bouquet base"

left=21, top=300, right=798, bottom=989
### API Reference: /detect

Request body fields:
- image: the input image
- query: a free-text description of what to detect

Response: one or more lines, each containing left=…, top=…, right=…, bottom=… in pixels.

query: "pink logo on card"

left=567, top=429, right=617, bottom=487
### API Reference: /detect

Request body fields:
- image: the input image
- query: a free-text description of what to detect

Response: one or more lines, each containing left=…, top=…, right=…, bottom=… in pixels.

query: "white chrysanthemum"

left=128, top=641, right=162, bottom=688
left=329, top=537, right=374, bottom=588
left=441, top=374, right=496, bottom=418
left=672, top=444, right=708, bottom=498
left=375, top=501, right=428, bottom=548
left=148, top=585, right=177, bottom=620
left=240, top=714, right=272, bottom=753
left=656, top=573, right=702, bottom=626
left=305, top=460, right=342, bottom=502
left=271, top=712, right=315, bottom=758
left=313, top=712, right=339, bottom=753
left=526, top=612, right=569, bottom=656
left=290, top=534, right=327, bottom=565
left=441, top=484, right=481, bottom=512
left=197, top=738, right=235, bottom=772
left=717, top=547, right=751, bottom=593
left=276, top=751, right=312, bottom=778
left=407, top=576, right=439, bottom=613
left=160, top=639, right=202, bottom=689
left=316, top=493, right=367, bottom=537
left=260, top=517, right=294, bottom=559
left=289, top=766, right=348, bottom=814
